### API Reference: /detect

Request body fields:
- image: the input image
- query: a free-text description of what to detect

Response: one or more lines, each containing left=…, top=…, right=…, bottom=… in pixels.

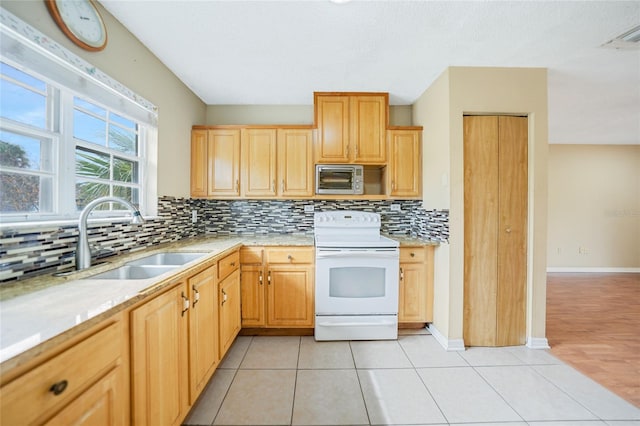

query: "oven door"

left=315, top=248, right=399, bottom=315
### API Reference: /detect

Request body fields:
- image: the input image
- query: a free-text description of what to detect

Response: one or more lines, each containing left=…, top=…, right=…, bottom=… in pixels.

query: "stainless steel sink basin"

left=125, top=252, right=208, bottom=266
left=90, top=265, right=178, bottom=280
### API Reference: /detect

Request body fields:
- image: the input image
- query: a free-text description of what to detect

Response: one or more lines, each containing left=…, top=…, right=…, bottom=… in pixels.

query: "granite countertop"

left=0, top=233, right=435, bottom=367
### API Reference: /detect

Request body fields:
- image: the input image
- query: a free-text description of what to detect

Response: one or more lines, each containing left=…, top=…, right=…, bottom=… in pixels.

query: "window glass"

left=0, top=62, right=47, bottom=129
left=73, top=109, right=107, bottom=146
left=0, top=171, right=43, bottom=213
left=0, top=130, right=48, bottom=171
left=109, top=124, right=137, bottom=155
left=76, top=147, right=110, bottom=179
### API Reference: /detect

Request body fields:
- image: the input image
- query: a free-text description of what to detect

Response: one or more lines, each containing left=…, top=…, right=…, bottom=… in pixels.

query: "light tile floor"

left=183, top=334, right=640, bottom=426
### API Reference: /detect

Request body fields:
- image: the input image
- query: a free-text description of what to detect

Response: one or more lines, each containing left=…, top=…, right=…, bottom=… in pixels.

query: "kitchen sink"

left=90, top=265, right=178, bottom=280
left=125, top=252, right=208, bottom=266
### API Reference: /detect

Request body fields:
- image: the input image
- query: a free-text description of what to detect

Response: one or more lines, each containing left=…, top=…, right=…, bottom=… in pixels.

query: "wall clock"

left=45, top=0, right=108, bottom=51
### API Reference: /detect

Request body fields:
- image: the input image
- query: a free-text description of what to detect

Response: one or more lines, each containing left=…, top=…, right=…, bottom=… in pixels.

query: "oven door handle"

left=316, top=250, right=398, bottom=259
left=316, top=320, right=397, bottom=327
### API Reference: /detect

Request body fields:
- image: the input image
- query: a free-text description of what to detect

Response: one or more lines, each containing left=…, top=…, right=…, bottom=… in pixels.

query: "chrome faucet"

left=76, top=196, right=144, bottom=270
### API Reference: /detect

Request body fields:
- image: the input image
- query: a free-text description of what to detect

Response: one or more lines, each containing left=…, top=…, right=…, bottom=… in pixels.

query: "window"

left=0, top=10, right=157, bottom=223
left=0, top=61, right=147, bottom=220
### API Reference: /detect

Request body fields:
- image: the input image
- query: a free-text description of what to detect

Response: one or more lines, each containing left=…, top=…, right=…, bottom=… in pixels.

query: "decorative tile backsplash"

left=0, top=197, right=448, bottom=283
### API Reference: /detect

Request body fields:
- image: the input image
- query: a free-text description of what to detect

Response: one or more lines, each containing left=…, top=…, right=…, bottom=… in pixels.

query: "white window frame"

left=0, top=8, right=158, bottom=226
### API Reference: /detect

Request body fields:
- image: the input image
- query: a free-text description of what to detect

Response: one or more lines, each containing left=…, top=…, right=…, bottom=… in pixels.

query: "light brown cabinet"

left=131, top=283, right=190, bottom=426
left=241, top=127, right=314, bottom=198
left=388, top=128, right=422, bottom=198
left=240, top=246, right=315, bottom=328
left=191, top=128, right=241, bottom=198
left=398, top=246, right=434, bottom=323
left=314, top=93, right=388, bottom=164
left=463, top=115, right=528, bottom=347
left=0, top=314, right=129, bottom=426
left=218, top=251, right=241, bottom=357
left=187, top=265, right=219, bottom=404
left=131, top=250, right=240, bottom=425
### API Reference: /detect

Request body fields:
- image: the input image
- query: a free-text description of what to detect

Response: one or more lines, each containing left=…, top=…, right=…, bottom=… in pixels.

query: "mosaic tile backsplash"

left=0, top=197, right=448, bottom=283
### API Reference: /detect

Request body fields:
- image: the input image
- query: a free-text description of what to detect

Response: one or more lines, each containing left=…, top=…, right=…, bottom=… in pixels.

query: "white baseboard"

left=526, top=337, right=550, bottom=349
left=547, top=267, right=640, bottom=273
left=427, top=324, right=465, bottom=351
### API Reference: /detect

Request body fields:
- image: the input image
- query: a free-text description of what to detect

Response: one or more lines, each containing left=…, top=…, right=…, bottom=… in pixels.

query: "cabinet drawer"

left=240, top=247, right=263, bottom=264
left=266, top=247, right=314, bottom=264
left=1, top=319, right=122, bottom=425
left=219, top=250, right=240, bottom=280
left=400, top=247, right=428, bottom=263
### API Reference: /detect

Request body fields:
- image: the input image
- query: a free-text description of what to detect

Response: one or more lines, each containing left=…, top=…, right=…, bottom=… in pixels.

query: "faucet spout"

left=76, top=196, right=144, bottom=270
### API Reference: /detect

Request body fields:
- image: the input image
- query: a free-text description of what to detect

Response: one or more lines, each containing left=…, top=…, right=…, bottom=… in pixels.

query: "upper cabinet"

left=387, top=128, right=422, bottom=198
left=241, top=127, right=314, bottom=198
left=314, top=92, right=388, bottom=164
left=191, top=128, right=241, bottom=198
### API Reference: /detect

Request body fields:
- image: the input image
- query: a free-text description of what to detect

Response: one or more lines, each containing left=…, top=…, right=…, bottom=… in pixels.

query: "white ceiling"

left=99, top=0, right=640, bottom=145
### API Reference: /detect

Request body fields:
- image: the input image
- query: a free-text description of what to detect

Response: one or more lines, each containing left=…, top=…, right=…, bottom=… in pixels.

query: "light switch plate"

left=390, top=204, right=401, bottom=212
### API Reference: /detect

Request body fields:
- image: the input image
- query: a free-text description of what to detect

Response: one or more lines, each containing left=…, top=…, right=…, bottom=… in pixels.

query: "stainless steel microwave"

left=315, top=165, right=364, bottom=195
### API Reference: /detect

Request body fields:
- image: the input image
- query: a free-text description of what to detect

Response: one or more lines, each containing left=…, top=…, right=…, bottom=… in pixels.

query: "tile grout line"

left=349, top=340, right=373, bottom=426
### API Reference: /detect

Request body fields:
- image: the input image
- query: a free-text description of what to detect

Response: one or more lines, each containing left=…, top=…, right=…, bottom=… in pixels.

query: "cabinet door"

left=240, top=264, right=266, bottom=327
left=188, top=266, right=218, bottom=404
left=277, top=128, right=313, bottom=197
left=241, top=128, right=277, bottom=197
left=131, top=283, right=189, bottom=426
left=44, top=368, right=122, bottom=426
left=267, top=265, right=314, bottom=327
left=388, top=129, right=421, bottom=197
left=399, top=262, right=428, bottom=322
left=351, top=95, right=387, bottom=163
left=315, top=95, right=350, bottom=163
left=190, top=130, right=208, bottom=197
left=208, top=129, right=241, bottom=197
left=219, top=269, right=241, bottom=358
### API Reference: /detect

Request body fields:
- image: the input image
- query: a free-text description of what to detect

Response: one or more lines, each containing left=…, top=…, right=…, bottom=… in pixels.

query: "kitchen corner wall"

left=0, top=197, right=447, bottom=283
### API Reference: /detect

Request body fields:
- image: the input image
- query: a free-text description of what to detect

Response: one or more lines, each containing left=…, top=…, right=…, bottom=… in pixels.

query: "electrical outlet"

left=191, top=210, right=198, bottom=223
left=390, top=204, right=401, bottom=212
left=579, top=246, right=589, bottom=255
left=304, top=205, right=314, bottom=213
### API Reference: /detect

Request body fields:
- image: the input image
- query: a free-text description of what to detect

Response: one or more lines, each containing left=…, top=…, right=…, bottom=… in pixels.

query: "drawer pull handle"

left=50, top=380, right=68, bottom=396
left=267, top=271, right=271, bottom=285
left=259, top=271, right=263, bottom=285
left=287, top=255, right=293, bottom=261
left=400, top=267, right=404, bottom=281
left=221, top=289, right=227, bottom=305
left=230, top=262, right=236, bottom=267
left=410, top=252, right=415, bottom=257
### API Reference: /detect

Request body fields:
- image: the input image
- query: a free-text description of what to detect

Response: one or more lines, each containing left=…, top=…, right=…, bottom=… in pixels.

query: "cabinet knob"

left=50, top=380, right=68, bottom=396
left=410, top=252, right=415, bottom=257
left=287, top=254, right=293, bottom=261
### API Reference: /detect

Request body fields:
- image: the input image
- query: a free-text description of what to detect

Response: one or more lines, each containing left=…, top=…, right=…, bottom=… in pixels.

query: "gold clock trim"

left=45, top=0, right=108, bottom=52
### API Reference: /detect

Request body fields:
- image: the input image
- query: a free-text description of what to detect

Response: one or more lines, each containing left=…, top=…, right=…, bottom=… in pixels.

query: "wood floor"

left=546, top=272, right=640, bottom=407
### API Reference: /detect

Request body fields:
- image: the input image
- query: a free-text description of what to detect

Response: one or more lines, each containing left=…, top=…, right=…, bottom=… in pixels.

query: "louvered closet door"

left=463, top=115, right=528, bottom=347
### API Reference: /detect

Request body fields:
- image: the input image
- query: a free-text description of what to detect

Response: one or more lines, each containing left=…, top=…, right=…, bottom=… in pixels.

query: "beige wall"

left=414, top=66, right=549, bottom=348
left=2, top=1, right=207, bottom=198
left=548, top=144, right=640, bottom=269
left=206, top=104, right=414, bottom=126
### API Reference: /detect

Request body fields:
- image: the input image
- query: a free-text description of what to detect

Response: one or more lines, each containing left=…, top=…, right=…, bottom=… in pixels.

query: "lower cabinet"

left=398, top=246, right=434, bottom=323
left=130, top=250, right=239, bottom=426
left=131, top=282, right=190, bottom=426
left=0, top=313, right=129, bottom=426
left=219, top=268, right=241, bottom=357
left=188, top=265, right=219, bottom=403
left=240, top=246, right=315, bottom=328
